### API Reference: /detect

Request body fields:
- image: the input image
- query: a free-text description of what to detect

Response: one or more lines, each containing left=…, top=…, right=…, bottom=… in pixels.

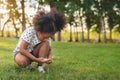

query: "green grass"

left=0, top=38, right=120, bottom=80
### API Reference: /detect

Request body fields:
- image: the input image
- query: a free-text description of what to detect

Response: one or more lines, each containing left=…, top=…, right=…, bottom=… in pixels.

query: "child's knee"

left=15, top=55, right=29, bottom=67
left=18, top=60, right=29, bottom=67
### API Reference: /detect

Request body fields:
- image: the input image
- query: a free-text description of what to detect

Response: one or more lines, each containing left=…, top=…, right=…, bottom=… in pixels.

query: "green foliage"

left=85, top=11, right=95, bottom=30
left=82, top=0, right=94, bottom=12
left=108, top=12, right=117, bottom=30
left=1, top=0, right=120, bottom=40
left=65, top=2, right=78, bottom=14
left=0, top=38, right=120, bottom=80
left=7, top=0, right=21, bottom=19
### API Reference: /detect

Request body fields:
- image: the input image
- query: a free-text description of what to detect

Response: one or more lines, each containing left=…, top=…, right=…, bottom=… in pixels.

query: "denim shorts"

left=14, top=51, right=35, bottom=56
left=14, top=51, right=19, bottom=58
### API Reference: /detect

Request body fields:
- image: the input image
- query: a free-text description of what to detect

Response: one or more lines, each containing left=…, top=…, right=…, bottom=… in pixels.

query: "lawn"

left=0, top=38, right=120, bottom=80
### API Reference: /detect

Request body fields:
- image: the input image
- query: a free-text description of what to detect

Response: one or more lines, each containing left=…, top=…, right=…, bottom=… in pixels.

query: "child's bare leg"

left=15, top=40, right=51, bottom=68
left=33, top=40, right=51, bottom=65
left=14, top=53, right=30, bottom=67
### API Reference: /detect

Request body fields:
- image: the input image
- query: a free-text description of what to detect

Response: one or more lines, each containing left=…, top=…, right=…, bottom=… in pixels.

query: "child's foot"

left=38, top=66, right=45, bottom=73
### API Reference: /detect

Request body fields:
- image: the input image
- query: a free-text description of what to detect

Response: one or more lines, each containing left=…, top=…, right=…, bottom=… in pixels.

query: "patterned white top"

left=13, top=27, right=51, bottom=55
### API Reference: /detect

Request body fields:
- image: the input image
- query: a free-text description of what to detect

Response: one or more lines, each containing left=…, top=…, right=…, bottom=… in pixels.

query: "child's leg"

left=14, top=53, right=31, bottom=67
left=33, top=40, right=51, bottom=65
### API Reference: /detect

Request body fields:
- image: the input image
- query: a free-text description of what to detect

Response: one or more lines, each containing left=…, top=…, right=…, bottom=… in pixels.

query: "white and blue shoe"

left=38, top=66, right=45, bottom=73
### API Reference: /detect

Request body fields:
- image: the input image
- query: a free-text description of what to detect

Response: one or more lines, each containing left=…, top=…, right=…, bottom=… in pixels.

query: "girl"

left=13, top=9, right=66, bottom=73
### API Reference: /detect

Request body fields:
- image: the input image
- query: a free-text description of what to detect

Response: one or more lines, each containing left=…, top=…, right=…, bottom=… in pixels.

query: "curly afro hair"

left=33, top=8, right=66, bottom=34
left=50, top=8, right=66, bottom=32
left=33, top=10, right=56, bottom=34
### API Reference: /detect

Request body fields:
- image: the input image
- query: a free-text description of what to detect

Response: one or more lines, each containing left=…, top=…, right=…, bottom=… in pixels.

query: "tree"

left=85, top=11, right=95, bottom=42
left=65, top=2, right=77, bottom=42
left=70, top=0, right=84, bottom=42
left=103, top=0, right=116, bottom=42
left=0, top=0, right=4, bottom=32
left=93, top=0, right=107, bottom=42
left=74, top=21, right=79, bottom=42
left=1, top=0, right=20, bottom=37
left=83, top=0, right=94, bottom=42
left=115, top=0, right=120, bottom=33
left=21, top=0, right=26, bottom=32
left=108, top=12, right=116, bottom=41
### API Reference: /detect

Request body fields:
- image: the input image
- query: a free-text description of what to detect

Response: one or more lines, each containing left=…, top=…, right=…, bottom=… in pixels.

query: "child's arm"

left=48, top=47, right=52, bottom=59
left=46, top=47, right=52, bottom=64
left=19, top=39, right=45, bottom=63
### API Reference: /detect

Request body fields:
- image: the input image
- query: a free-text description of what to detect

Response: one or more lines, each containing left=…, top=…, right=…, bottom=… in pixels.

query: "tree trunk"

left=0, top=13, right=3, bottom=32
left=1, top=26, right=5, bottom=37
left=98, top=32, right=101, bottom=42
left=6, top=27, right=10, bottom=37
left=57, top=31, right=61, bottom=41
left=87, top=29, right=90, bottom=42
left=109, top=29, right=112, bottom=41
left=21, top=0, right=26, bottom=32
left=75, top=27, right=79, bottom=42
left=102, top=16, right=106, bottom=43
left=80, top=16, right=84, bottom=42
left=12, top=18, right=19, bottom=38
left=75, top=22, right=79, bottom=42
left=69, top=23, right=72, bottom=42
left=1, top=18, right=10, bottom=37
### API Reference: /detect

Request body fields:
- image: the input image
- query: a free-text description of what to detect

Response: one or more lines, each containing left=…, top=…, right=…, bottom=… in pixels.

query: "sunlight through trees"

left=0, top=0, right=120, bottom=43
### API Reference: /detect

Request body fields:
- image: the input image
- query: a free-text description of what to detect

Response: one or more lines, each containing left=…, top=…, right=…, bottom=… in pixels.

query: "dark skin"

left=15, top=32, right=53, bottom=67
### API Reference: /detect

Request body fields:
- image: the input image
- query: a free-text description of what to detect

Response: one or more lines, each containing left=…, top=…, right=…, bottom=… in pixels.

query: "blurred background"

left=0, top=0, right=120, bottom=43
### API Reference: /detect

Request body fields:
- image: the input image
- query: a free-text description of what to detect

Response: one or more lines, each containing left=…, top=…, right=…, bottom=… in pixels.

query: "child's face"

left=37, top=32, right=53, bottom=41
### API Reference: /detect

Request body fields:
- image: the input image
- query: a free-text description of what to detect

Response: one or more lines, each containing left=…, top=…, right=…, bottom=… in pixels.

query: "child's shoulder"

left=26, top=27, right=34, bottom=30
left=25, top=27, right=35, bottom=33
left=21, top=27, right=36, bottom=36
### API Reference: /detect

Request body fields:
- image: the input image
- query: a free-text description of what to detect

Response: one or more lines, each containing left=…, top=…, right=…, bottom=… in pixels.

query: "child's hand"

left=45, top=58, right=52, bottom=64
left=37, top=57, right=46, bottom=63
left=37, top=58, right=52, bottom=63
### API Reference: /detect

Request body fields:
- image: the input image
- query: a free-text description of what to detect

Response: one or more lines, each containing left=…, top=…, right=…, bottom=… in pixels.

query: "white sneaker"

left=38, top=66, right=45, bottom=73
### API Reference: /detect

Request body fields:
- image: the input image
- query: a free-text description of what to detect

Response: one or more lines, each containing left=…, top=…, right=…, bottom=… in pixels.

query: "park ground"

left=0, top=38, right=120, bottom=80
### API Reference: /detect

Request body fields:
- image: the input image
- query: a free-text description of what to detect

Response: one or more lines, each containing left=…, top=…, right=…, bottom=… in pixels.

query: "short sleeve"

left=21, top=28, right=33, bottom=43
left=48, top=38, right=51, bottom=46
